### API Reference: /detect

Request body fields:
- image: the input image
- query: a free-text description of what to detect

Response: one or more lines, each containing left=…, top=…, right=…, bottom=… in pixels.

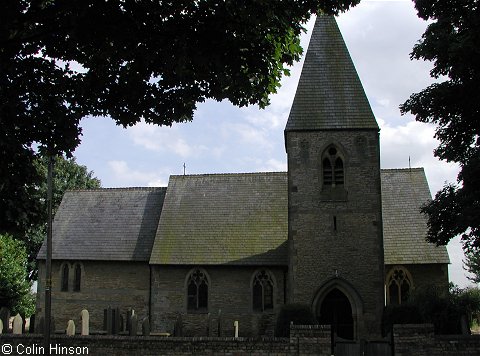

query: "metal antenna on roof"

left=183, top=162, right=186, bottom=176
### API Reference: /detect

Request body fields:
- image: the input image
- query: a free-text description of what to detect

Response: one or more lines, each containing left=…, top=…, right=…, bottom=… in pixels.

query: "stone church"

left=36, top=15, right=449, bottom=339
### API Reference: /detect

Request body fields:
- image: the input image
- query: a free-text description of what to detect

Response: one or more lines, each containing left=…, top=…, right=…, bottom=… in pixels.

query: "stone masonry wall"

left=393, top=324, right=480, bottom=356
left=0, top=325, right=331, bottom=356
left=385, top=263, right=449, bottom=291
left=286, top=130, right=385, bottom=338
left=3, top=324, right=480, bottom=355
left=150, top=265, right=286, bottom=337
left=36, top=260, right=150, bottom=332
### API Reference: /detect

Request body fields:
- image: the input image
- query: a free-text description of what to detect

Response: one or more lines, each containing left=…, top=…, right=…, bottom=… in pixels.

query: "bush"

left=382, top=303, right=424, bottom=336
left=274, top=303, right=316, bottom=337
left=383, top=284, right=480, bottom=335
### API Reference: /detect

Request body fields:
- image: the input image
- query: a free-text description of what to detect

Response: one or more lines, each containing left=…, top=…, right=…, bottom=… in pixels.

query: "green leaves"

left=402, top=1, right=480, bottom=258
left=0, top=234, right=35, bottom=317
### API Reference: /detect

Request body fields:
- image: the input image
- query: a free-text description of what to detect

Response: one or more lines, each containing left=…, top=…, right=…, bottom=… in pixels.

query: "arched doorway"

left=316, top=288, right=354, bottom=340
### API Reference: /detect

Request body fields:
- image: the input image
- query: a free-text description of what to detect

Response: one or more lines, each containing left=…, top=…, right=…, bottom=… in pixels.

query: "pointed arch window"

left=61, top=264, right=69, bottom=292
left=187, top=269, right=209, bottom=312
left=386, top=267, right=413, bottom=305
left=73, top=264, right=82, bottom=292
left=252, top=270, right=274, bottom=312
left=322, top=146, right=344, bottom=187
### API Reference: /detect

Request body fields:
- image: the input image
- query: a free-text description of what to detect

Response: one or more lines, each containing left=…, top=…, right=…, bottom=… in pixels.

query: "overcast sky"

left=72, top=0, right=473, bottom=287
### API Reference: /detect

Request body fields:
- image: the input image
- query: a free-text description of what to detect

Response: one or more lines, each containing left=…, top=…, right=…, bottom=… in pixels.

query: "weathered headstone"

left=142, top=318, right=150, bottom=336
left=80, top=309, right=89, bottom=336
left=129, top=314, right=138, bottom=336
left=126, top=308, right=134, bottom=333
left=234, top=320, right=239, bottom=338
left=37, top=316, right=45, bottom=334
left=66, top=320, right=75, bottom=336
left=0, top=307, right=10, bottom=333
left=104, top=307, right=113, bottom=334
left=29, top=314, right=36, bottom=333
left=113, top=307, right=121, bottom=334
left=0, top=319, right=3, bottom=334
left=13, top=314, right=23, bottom=334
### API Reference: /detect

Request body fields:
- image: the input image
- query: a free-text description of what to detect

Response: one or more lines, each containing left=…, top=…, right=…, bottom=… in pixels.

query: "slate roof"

left=39, top=170, right=448, bottom=266
left=37, top=187, right=166, bottom=261
left=381, top=168, right=450, bottom=265
left=285, top=15, right=378, bottom=131
left=149, top=173, right=288, bottom=266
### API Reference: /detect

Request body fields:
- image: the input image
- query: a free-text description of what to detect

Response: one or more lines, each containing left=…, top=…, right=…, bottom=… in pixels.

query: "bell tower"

left=285, top=15, right=384, bottom=339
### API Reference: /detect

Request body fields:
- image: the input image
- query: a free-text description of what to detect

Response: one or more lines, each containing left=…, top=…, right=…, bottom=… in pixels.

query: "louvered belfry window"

left=323, top=146, right=344, bottom=187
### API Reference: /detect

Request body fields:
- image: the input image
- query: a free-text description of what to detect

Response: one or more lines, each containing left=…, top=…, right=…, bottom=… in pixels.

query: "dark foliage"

left=1, top=0, right=360, bottom=266
left=274, top=303, right=316, bottom=337
left=383, top=284, right=480, bottom=335
left=400, top=0, right=480, bottom=270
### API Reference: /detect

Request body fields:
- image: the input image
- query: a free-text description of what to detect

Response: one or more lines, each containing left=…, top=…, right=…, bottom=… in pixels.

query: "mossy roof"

left=149, top=173, right=288, bottom=266
left=285, top=15, right=378, bottom=131
left=40, top=170, right=448, bottom=266
left=381, top=168, right=450, bottom=265
left=37, top=187, right=166, bottom=261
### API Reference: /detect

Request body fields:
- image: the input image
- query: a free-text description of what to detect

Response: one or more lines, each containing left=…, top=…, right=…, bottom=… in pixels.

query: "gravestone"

left=13, top=314, right=23, bottom=334
left=0, top=307, right=10, bottom=333
left=29, top=314, right=36, bottom=333
left=129, top=314, right=138, bottom=336
left=142, top=318, right=150, bottom=336
left=113, top=307, right=120, bottom=334
left=104, top=307, right=113, bottom=334
left=66, top=320, right=75, bottom=336
left=0, top=319, right=3, bottom=333
left=37, top=316, right=45, bottom=334
left=80, top=309, right=89, bottom=335
left=126, top=309, right=134, bottom=333
left=234, top=320, right=239, bottom=338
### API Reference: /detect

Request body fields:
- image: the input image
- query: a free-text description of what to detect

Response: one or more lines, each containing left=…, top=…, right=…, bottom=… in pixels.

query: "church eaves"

left=285, top=15, right=379, bottom=131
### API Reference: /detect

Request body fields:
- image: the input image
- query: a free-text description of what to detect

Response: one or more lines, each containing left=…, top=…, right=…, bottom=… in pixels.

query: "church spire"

left=285, top=15, right=378, bottom=131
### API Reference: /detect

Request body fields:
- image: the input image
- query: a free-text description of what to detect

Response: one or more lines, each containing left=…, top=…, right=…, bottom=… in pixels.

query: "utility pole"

left=44, top=155, right=54, bottom=356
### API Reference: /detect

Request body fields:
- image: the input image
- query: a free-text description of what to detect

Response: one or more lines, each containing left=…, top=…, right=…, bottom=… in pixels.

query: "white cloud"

left=108, top=160, right=169, bottom=187
left=129, top=121, right=207, bottom=158
left=378, top=117, right=459, bottom=194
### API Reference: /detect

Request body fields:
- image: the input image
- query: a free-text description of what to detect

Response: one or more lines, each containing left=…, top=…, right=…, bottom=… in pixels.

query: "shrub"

left=274, top=303, right=316, bottom=337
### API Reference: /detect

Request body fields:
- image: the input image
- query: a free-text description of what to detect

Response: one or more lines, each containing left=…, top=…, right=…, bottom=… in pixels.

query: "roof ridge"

left=65, top=187, right=167, bottom=193
left=381, top=167, right=424, bottom=172
left=170, top=171, right=287, bottom=178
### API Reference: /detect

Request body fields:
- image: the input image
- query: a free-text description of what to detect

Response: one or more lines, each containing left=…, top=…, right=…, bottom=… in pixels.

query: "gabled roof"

left=381, top=168, right=450, bottom=265
left=149, top=173, right=288, bottom=266
left=40, top=170, right=448, bottom=266
left=37, top=187, right=166, bottom=261
left=285, top=15, right=378, bottom=131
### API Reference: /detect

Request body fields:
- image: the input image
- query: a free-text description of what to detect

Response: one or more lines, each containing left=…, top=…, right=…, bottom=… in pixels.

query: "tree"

left=400, top=1, right=480, bottom=259
left=0, top=234, right=35, bottom=317
left=3, top=155, right=101, bottom=281
left=465, top=251, right=480, bottom=283
left=1, top=1, right=360, bottom=238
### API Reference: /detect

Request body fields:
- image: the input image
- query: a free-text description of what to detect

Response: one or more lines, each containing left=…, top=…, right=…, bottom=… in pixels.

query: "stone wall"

left=286, top=130, right=385, bottom=339
left=0, top=325, right=330, bottom=356
left=393, top=324, right=480, bottom=356
left=36, top=260, right=151, bottom=332
left=386, top=263, right=449, bottom=290
left=3, top=324, right=480, bottom=355
left=150, top=265, right=286, bottom=337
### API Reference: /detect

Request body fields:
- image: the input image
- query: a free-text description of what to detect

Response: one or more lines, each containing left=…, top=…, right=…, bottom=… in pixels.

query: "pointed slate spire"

left=285, top=15, right=378, bottom=131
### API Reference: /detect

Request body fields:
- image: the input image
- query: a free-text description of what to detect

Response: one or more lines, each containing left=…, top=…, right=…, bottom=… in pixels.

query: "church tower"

left=285, top=15, right=384, bottom=339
